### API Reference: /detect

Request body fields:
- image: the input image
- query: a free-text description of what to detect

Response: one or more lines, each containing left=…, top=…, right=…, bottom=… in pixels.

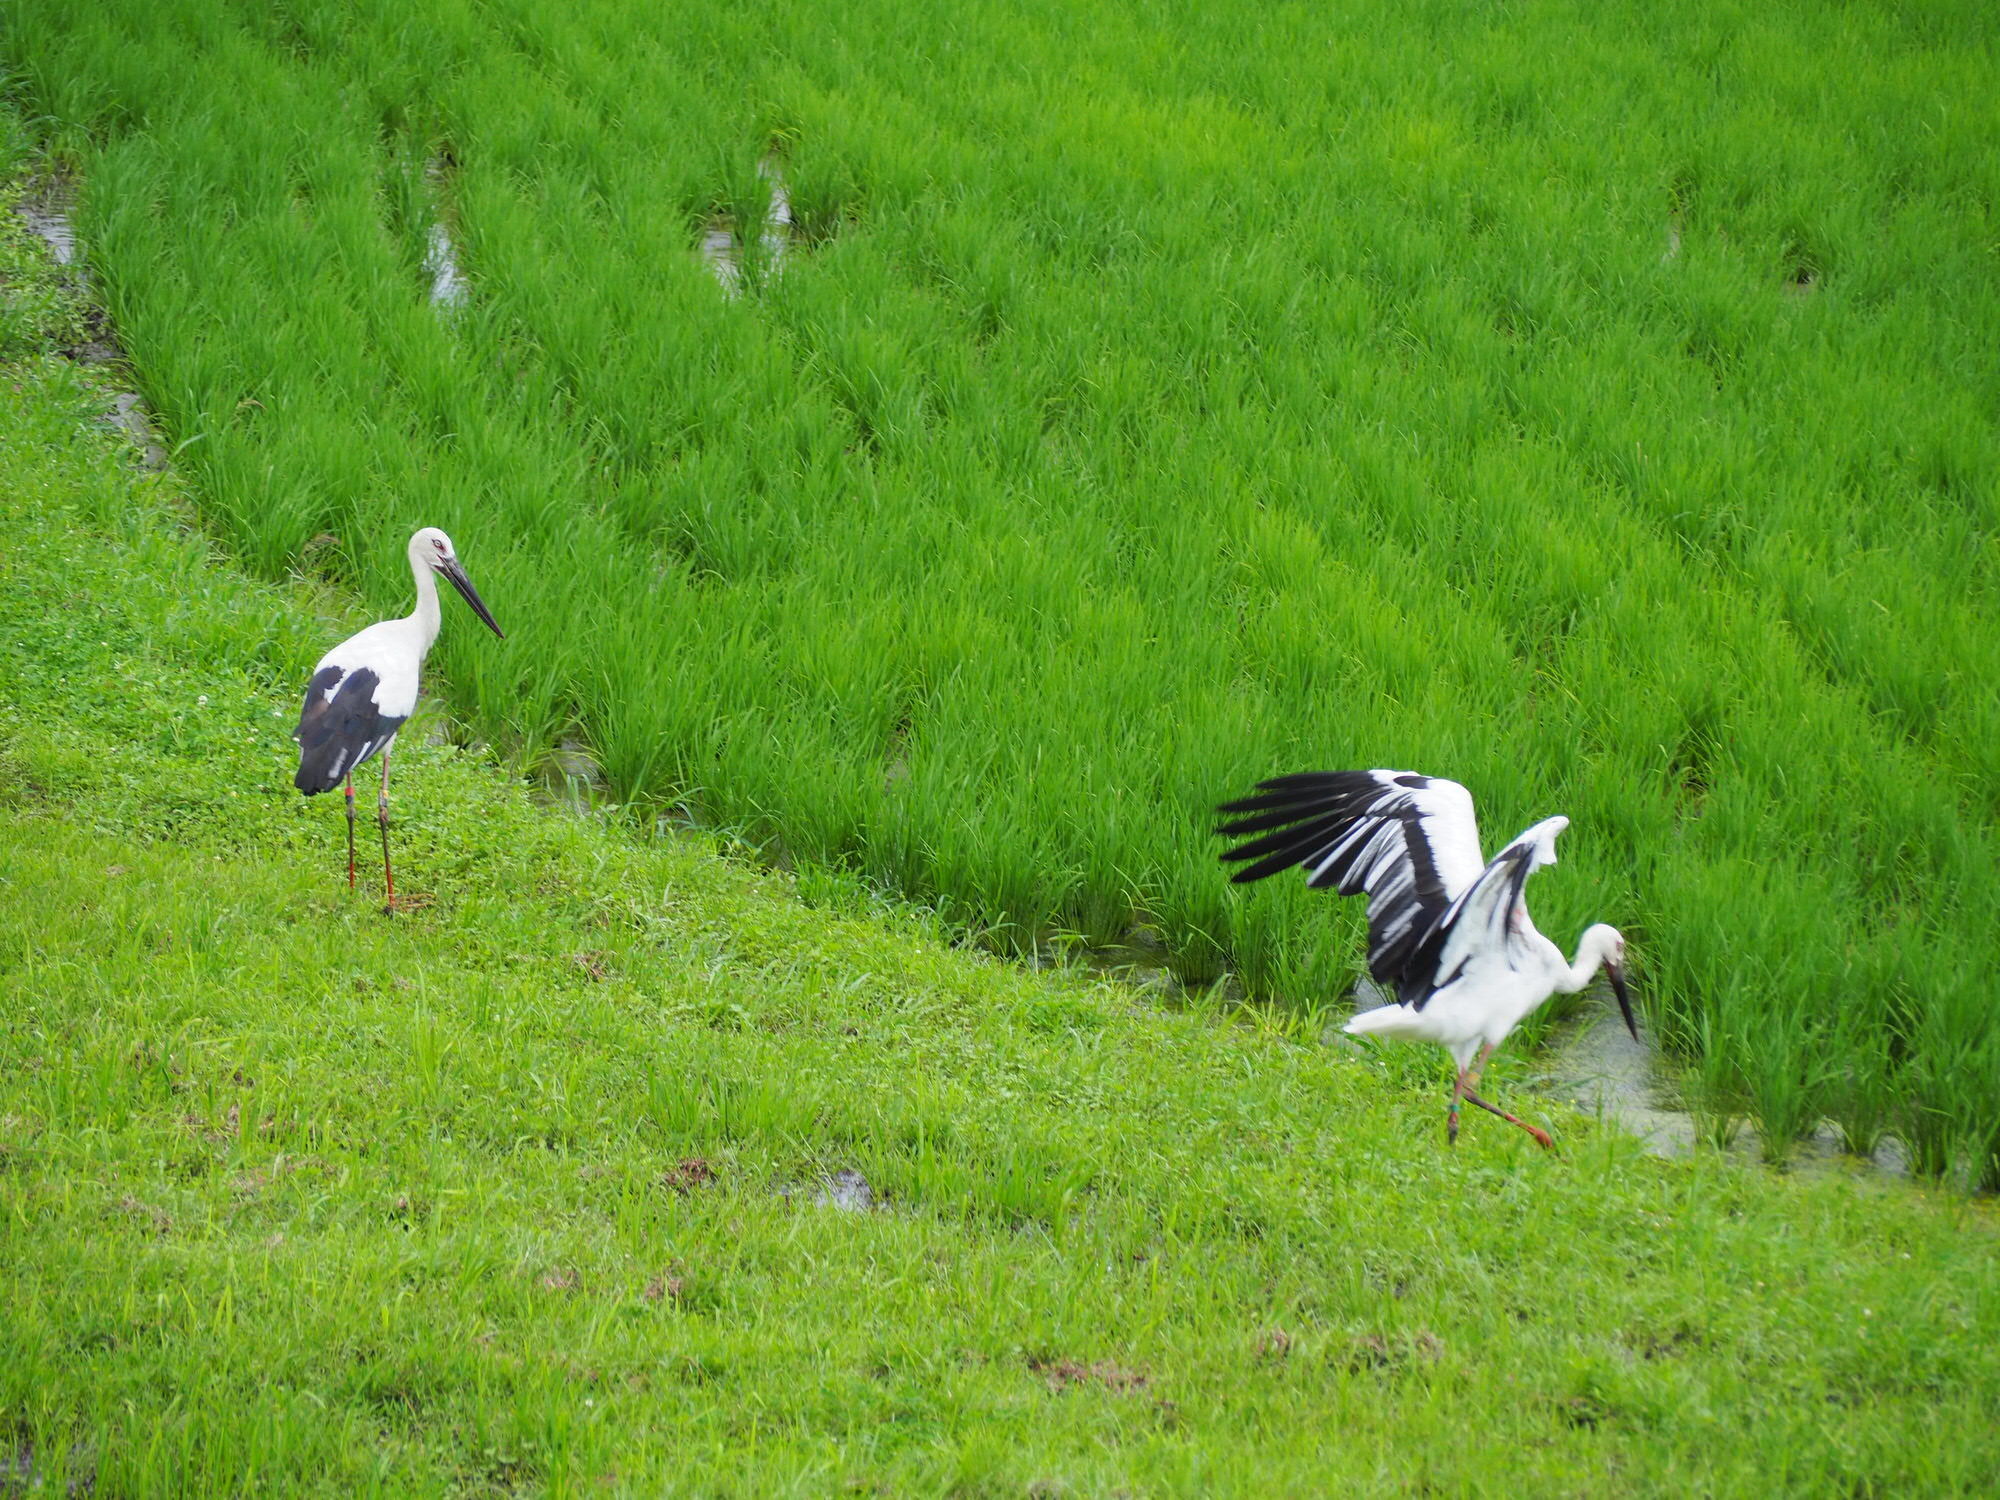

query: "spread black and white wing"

left=1216, top=770, right=1487, bottom=1004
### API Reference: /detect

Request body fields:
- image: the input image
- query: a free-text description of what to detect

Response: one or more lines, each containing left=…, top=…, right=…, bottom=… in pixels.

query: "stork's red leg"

left=1462, top=1089, right=1554, bottom=1149
left=1460, top=1043, right=1553, bottom=1149
left=377, top=747, right=395, bottom=914
left=344, top=775, right=356, bottom=889
left=1447, top=1070, right=1465, bottom=1146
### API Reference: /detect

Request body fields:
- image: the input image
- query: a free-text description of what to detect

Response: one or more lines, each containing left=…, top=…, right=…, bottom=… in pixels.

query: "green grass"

left=3, top=1, right=1996, bottom=1175
left=4, top=139, right=2000, bottom=1495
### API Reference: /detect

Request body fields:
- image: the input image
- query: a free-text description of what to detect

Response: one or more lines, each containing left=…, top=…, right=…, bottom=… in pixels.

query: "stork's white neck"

left=1557, top=924, right=1621, bottom=994
left=405, top=546, right=442, bottom=653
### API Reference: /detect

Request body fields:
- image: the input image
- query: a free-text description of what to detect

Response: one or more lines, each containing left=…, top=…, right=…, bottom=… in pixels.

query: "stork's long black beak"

left=1608, top=961, right=1638, bottom=1042
left=440, top=557, right=504, bottom=639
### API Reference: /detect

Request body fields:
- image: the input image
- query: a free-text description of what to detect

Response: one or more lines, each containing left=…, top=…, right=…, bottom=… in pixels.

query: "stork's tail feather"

left=1342, top=1002, right=1431, bottom=1042
left=294, top=732, right=368, bottom=794
left=293, top=729, right=400, bottom=796
left=294, top=758, right=344, bottom=796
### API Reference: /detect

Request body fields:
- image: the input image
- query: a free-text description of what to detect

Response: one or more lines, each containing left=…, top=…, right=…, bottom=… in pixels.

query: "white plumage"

left=1218, top=770, right=1635, bottom=1148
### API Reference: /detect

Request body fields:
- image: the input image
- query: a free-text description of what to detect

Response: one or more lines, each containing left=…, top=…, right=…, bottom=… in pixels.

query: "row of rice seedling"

left=8, top=0, right=1995, bottom=1180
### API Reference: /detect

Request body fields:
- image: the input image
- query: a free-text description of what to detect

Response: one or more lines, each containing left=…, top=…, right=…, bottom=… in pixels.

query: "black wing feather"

left=1216, top=770, right=1483, bottom=1007
left=293, top=665, right=406, bottom=795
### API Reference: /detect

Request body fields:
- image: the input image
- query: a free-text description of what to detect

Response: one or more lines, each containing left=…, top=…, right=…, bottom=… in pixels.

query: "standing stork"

left=1216, top=770, right=1635, bottom=1148
left=293, top=527, right=504, bottom=909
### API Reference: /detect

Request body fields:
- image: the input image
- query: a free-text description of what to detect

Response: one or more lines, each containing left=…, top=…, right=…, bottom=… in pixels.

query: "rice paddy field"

left=4, top=0, right=1997, bottom=1181
left=5, top=151, right=2000, bottom=1492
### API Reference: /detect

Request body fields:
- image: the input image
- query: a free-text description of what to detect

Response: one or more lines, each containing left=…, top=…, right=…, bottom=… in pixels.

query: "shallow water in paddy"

left=699, top=158, right=793, bottom=296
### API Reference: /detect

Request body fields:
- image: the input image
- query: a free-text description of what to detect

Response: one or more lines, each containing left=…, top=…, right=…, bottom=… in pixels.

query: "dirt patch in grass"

left=1028, top=1355, right=1148, bottom=1394
left=1339, top=1329, right=1443, bottom=1376
left=660, top=1157, right=715, bottom=1194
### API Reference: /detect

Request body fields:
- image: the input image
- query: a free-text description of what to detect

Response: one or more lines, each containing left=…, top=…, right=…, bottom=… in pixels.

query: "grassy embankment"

left=4, top=126, right=2000, bottom=1495
left=4, top=1, right=1997, bottom=1174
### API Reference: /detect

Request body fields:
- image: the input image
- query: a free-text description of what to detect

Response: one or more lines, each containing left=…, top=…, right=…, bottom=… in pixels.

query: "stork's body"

left=294, top=527, right=502, bottom=908
left=1217, top=771, right=1635, bottom=1148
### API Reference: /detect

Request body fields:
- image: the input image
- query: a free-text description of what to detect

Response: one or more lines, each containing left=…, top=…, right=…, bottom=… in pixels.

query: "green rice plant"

left=1828, top=1034, right=1899, bottom=1165
left=1685, top=1009, right=1747, bottom=1155
left=1739, top=1008, right=1834, bottom=1167
left=1896, top=967, right=2000, bottom=1191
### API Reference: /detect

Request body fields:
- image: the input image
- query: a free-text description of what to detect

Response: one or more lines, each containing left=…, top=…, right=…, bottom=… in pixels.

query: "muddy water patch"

left=2, top=1437, right=96, bottom=1497
left=1539, top=999, right=1700, bottom=1158
left=425, top=222, right=468, bottom=309
left=421, top=160, right=469, bottom=311
left=1033, top=924, right=1186, bottom=1002
left=1538, top=997, right=1909, bottom=1179
left=777, top=1167, right=881, bottom=1213
left=12, top=184, right=169, bottom=469
left=14, top=180, right=117, bottom=361
left=813, top=1167, right=877, bottom=1212
left=106, top=391, right=169, bottom=470
left=15, top=177, right=83, bottom=279
left=700, top=157, right=793, bottom=297
left=527, top=737, right=611, bottom=813
left=18, top=202, right=80, bottom=270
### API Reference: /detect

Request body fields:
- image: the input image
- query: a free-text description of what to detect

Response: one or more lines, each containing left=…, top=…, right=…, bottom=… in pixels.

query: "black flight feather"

left=1216, top=770, right=1473, bottom=1008
left=293, top=666, right=407, bottom=795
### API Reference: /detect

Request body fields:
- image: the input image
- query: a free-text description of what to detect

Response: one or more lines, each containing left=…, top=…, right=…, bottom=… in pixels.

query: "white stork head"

left=408, top=527, right=504, bottom=639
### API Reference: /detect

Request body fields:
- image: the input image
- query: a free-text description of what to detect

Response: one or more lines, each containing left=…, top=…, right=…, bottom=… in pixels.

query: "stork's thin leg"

left=1460, top=1043, right=1502, bottom=1103
left=1462, top=1088, right=1554, bottom=1149
left=1447, top=1070, right=1466, bottom=1146
left=343, top=775, right=356, bottom=889
left=377, top=745, right=396, bottom=914
left=1460, top=1043, right=1553, bottom=1149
